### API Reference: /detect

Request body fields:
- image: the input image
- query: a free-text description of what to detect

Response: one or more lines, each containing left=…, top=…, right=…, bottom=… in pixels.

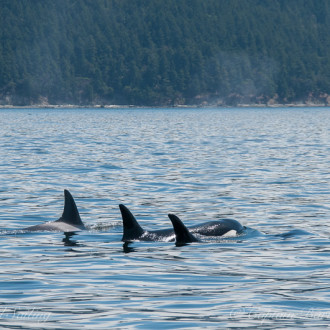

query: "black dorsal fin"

left=168, top=214, right=199, bottom=245
left=57, top=190, right=85, bottom=229
left=119, top=204, right=145, bottom=241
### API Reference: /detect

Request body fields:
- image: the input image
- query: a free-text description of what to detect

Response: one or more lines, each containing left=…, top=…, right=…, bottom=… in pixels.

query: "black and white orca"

left=168, top=213, right=200, bottom=245
left=119, top=204, right=245, bottom=242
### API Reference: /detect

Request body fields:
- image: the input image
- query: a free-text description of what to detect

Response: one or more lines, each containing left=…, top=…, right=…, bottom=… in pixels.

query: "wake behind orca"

left=22, top=190, right=86, bottom=233
left=119, top=204, right=245, bottom=242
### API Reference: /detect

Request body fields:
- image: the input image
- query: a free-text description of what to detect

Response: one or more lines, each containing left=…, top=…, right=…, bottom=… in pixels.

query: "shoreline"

left=0, top=103, right=329, bottom=109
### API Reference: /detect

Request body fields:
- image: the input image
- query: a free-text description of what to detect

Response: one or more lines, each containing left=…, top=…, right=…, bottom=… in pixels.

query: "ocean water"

left=0, top=107, right=329, bottom=329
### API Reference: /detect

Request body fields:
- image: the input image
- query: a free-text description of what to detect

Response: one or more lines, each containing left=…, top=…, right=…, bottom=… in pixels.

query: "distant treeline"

left=1, top=0, right=330, bottom=106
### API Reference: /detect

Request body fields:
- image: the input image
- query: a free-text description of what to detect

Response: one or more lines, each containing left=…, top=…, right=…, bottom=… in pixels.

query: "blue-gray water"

left=0, top=107, right=329, bottom=329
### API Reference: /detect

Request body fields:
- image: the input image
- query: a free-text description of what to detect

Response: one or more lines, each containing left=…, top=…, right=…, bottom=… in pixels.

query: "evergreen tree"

left=0, top=0, right=330, bottom=105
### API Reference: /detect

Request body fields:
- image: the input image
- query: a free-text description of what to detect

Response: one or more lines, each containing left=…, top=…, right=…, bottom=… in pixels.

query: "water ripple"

left=0, top=107, right=330, bottom=328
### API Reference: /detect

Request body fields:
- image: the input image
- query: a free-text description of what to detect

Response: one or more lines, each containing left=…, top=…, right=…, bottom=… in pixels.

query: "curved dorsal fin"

left=56, top=190, right=85, bottom=229
left=119, top=204, right=145, bottom=241
left=168, top=214, right=199, bottom=245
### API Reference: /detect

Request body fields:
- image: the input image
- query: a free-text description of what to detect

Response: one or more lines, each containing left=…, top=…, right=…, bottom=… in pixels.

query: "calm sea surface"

left=0, top=107, right=330, bottom=329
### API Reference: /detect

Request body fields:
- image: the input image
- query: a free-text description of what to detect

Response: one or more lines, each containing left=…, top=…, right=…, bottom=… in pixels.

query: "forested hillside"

left=1, top=0, right=330, bottom=106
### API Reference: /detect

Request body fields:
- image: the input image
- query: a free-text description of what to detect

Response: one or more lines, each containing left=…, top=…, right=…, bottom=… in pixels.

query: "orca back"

left=119, top=204, right=145, bottom=241
left=56, top=190, right=85, bottom=229
left=23, top=190, right=85, bottom=232
left=168, top=213, right=199, bottom=245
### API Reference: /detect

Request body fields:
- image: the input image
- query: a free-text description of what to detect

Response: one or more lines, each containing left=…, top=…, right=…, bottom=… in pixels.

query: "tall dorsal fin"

left=56, top=190, right=85, bottom=229
left=168, top=214, right=199, bottom=245
left=119, top=204, right=145, bottom=241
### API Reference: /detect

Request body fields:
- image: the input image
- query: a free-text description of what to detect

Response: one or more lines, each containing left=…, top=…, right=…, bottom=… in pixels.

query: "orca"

left=119, top=204, right=245, bottom=242
left=119, top=204, right=175, bottom=241
left=168, top=213, right=199, bottom=245
left=23, top=190, right=86, bottom=233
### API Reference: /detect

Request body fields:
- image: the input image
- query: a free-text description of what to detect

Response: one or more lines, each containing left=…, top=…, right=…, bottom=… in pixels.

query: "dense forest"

left=1, top=0, right=330, bottom=106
